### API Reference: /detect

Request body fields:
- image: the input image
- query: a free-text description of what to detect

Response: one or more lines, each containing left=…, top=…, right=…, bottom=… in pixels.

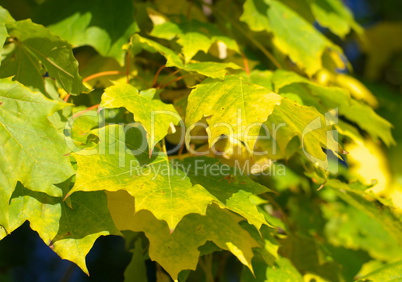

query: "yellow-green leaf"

left=33, top=0, right=139, bottom=65
left=177, top=157, right=272, bottom=229
left=69, top=125, right=218, bottom=230
left=131, top=35, right=241, bottom=79
left=107, top=190, right=260, bottom=280
left=307, top=0, right=363, bottom=38
left=0, top=78, right=74, bottom=235
left=149, top=13, right=239, bottom=62
left=186, top=75, right=282, bottom=150
left=101, top=83, right=180, bottom=150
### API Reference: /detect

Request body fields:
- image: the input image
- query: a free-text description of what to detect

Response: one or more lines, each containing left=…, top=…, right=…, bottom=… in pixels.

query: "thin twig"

left=63, top=94, right=71, bottom=102
left=158, top=69, right=180, bottom=86
left=242, top=51, right=251, bottom=75
left=125, top=51, right=131, bottom=83
left=63, top=70, right=123, bottom=102
left=178, top=143, right=184, bottom=158
left=159, top=75, right=187, bottom=88
left=152, top=65, right=166, bottom=87
left=83, top=70, right=123, bottom=82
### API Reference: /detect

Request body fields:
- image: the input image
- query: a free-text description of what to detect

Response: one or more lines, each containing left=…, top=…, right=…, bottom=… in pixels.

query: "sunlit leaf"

left=101, top=83, right=180, bottom=150
left=107, top=190, right=260, bottom=280
left=131, top=35, right=241, bottom=79
left=6, top=183, right=119, bottom=274
left=0, top=78, right=74, bottom=236
left=358, top=260, right=402, bottom=282
left=178, top=157, right=271, bottom=229
left=257, top=98, right=340, bottom=169
left=149, top=12, right=239, bottom=62
left=271, top=70, right=395, bottom=146
left=186, top=75, right=282, bottom=150
left=69, top=124, right=218, bottom=230
left=307, top=0, right=363, bottom=38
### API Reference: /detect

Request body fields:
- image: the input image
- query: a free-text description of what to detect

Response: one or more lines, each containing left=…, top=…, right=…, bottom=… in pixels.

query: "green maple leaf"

left=149, top=13, right=239, bottom=62
left=240, top=0, right=271, bottom=32
left=0, top=20, right=86, bottom=95
left=33, top=0, right=139, bottom=65
left=322, top=195, right=402, bottom=262
left=242, top=255, right=303, bottom=282
left=0, top=78, right=74, bottom=234
left=68, top=124, right=218, bottom=230
left=185, top=75, right=282, bottom=150
left=257, top=98, right=340, bottom=169
left=307, top=0, right=363, bottom=38
left=4, top=183, right=119, bottom=274
left=101, top=83, right=180, bottom=150
left=131, top=35, right=241, bottom=79
left=177, top=157, right=272, bottom=229
left=271, top=70, right=395, bottom=146
left=265, top=0, right=340, bottom=76
left=154, top=21, right=213, bottom=63
left=107, top=190, right=260, bottom=280
left=0, top=7, right=14, bottom=63
left=3, top=183, right=61, bottom=241
left=326, top=179, right=402, bottom=249
left=358, top=260, right=402, bottom=282
left=180, top=61, right=242, bottom=80
left=241, top=0, right=342, bottom=76
left=305, top=84, right=395, bottom=146
left=51, top=191, right=119, bottom=274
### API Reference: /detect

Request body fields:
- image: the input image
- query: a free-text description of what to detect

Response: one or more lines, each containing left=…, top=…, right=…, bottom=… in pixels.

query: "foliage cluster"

left=1, top=0, right=402, bottom=281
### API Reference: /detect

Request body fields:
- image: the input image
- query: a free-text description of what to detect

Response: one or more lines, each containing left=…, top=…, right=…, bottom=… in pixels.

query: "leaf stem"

left=161, top=138, right=168, bottom=155
left=63, top=94, right=71, bottom=102
left=158, top=69, right=181, bottom=86
left=241, top=51, right=251, bottom=75
left=152, top=65, right=166, bottom=87
left=125, top=51, right=131, bottom=83
left=83, top=70, right=123, bottom=82
left=64, top=70, right=123, bottom=102
left=159, top=75, right=187, bottom=88
left=178, top=143, right=184, bottom=158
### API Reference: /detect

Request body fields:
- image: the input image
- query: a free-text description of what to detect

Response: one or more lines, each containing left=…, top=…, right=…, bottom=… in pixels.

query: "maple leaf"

left=33, top=0, right=139, bottom=64
left=131, top=35, right=241, bottom=79
left=271, top=70, right=395, bottom=146
left=257, top=98, right=341, bottom=169
left=107, top=190, right=261, bottom=280
left=241, top=0, right=343, bottom=76
left=4, top=183, right=119, bottom=274
left=186, top=75, right=282, bottom=151
left=101, top=83, right=180, bottom=150
left=0, top=7, right=14, bottom=63
left=68, top=124, right=218, bottom=230
left=0, top=78, right=74, bottom=235
left=149, top=11, right=239, bottom=62
left=177, top=157, right=272, bottom=229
